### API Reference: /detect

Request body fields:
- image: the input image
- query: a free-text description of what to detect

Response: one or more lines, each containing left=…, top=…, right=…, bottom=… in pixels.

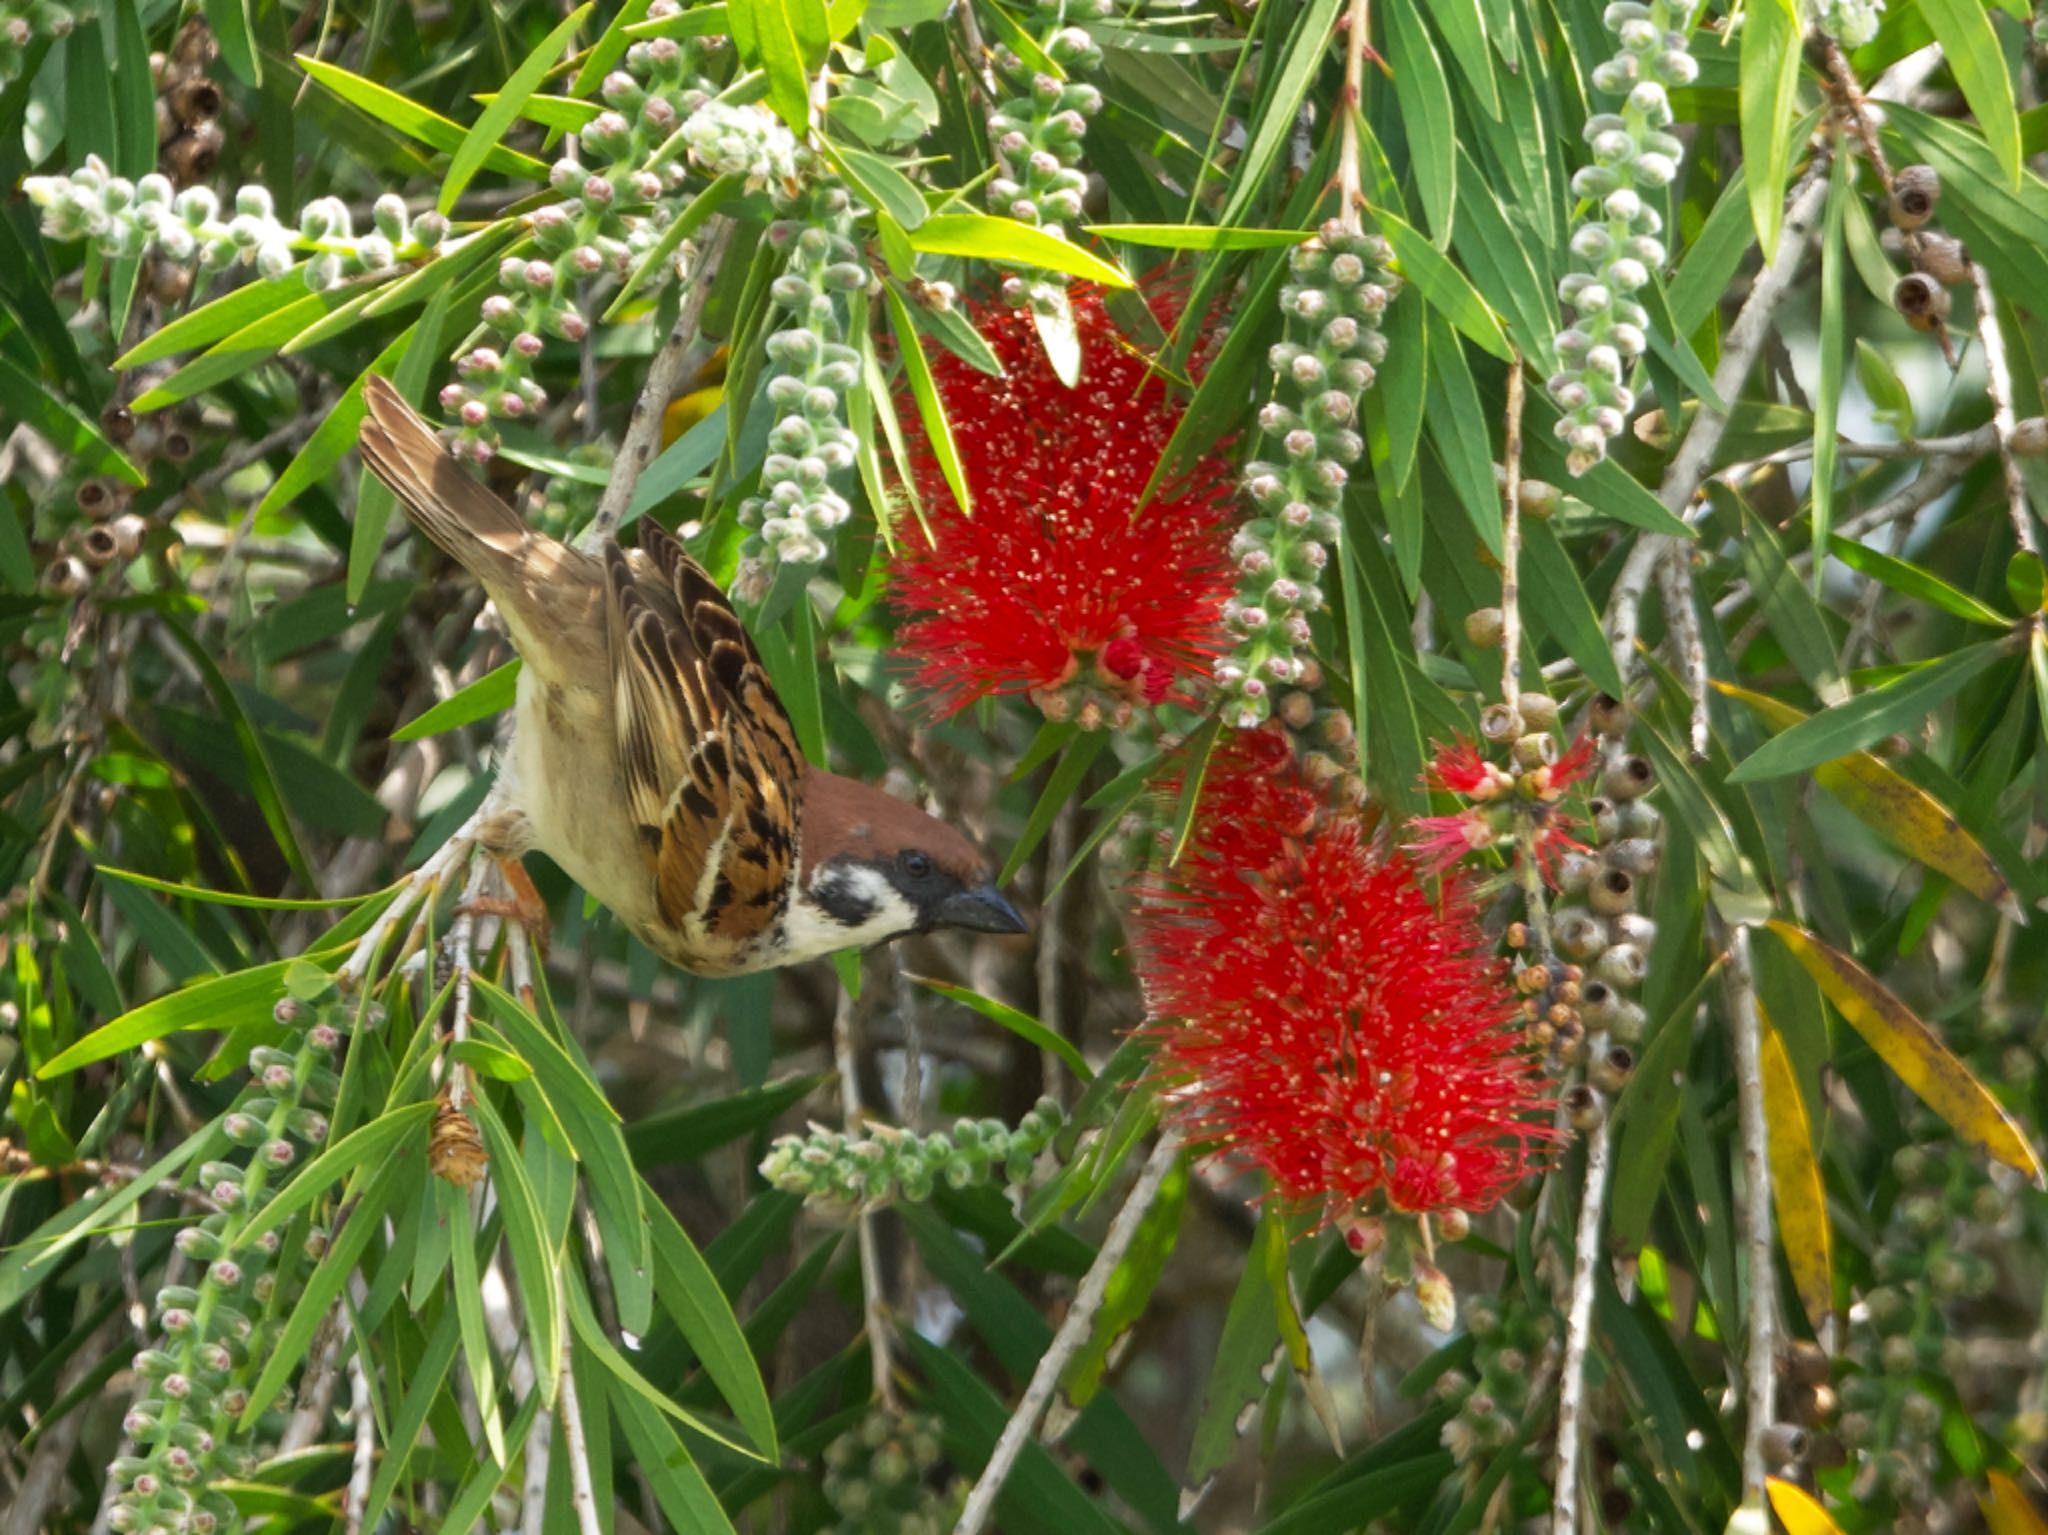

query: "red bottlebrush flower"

left=1537, top=732, right=1598, bottom=800
left=1426, top=737, right=1513, bottom=802
left=1407, top=809, right=1499, bottom=875
left=889, top=285, right=1237, bottom=726
left=1134, top=735, right=1555, bottom=1223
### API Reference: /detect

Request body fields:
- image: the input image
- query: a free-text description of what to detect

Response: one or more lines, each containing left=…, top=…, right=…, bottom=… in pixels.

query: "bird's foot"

left=457, top=856, right=552, bottom=960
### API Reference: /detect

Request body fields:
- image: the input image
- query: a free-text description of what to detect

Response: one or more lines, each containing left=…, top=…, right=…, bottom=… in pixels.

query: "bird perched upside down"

left=356, top=375, right=1026, bottom=975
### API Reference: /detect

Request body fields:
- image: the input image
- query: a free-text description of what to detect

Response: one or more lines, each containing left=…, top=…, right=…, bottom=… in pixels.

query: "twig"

left=1722, top=924, right=1776, bottom=1505
left=1968, top=264, right=2042, bottom=555
left=1550, top=1108, right=1613, bottom=1535
left=579, top=219, right=736, bottom=551
left=556, top=1341, right=606, bottom=1535
left=1710, top=451, right=1979, bottom=620
left=277, top=1303, right=349, bottom=1452
left=344, top=1350, right=376, bottom=1535
left=337, top=804, right=487, bottom=991
left=834, top=982, right=897, bottom=1411
left=442, top=857, right=492, bottom=1113
left=952, top=1126, right=1186, bottom=1535
left=1738, top=420, right=2001, bottom=468
left=1607, top=168, right=1831, bottom=675
left=521, top=1390, right=556, bottom=1535
left=953, top=0, right=1000, bottom=98
left=2, top=1315, right=120, bottom=1535
left=1500, top=352, right=1526, bottom=710
left=1335, top=0, right=1371, bottom=231
left=1657, top=547, right=1710, bottom=759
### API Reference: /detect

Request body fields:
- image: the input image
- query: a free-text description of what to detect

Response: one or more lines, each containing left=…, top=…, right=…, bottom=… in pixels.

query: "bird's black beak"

left=933, top=883, right=1028, bottom=935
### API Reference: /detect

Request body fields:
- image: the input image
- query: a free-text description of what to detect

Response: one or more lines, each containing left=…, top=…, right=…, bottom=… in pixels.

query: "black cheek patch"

left=813, top=876, right=880, bottom=928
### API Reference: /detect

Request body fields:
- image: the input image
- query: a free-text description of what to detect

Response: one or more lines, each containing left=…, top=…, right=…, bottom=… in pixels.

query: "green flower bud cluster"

left=1436, top=1293, right=1559, bottom=1467
left=443, top=12, right=735, bottom=457
left=0, top=0, right=73, bottom=84
left=759, top=1098, right=1064, bottom=1210
left=22, top=162, right=445, bottom=292
left=986, top=0, right=1111, bottom=318
left=108, top=977, right=361, bottom=1535
left=733, top=176, right=868, bottom=595
left=821, top=1408, right=963, bottom=1535
left=1547, top=0, right=1698, bottom=476
left=1836, top=1139, right=2005, bottom=1514
left=1220, top=222, right=1398, bottom=728
left=1814, top=0, right=1884, bottom=48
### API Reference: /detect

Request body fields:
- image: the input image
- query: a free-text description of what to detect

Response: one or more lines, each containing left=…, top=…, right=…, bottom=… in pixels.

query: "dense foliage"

left=4, top=0, right=2048, bottom=1531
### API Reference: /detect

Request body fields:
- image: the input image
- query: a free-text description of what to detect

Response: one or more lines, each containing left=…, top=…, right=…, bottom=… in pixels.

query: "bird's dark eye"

left=899, top=850, right=933, bottom=881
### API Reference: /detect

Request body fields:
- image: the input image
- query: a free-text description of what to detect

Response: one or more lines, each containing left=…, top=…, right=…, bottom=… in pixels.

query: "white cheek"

left=784, top=866, right=920, bottom=961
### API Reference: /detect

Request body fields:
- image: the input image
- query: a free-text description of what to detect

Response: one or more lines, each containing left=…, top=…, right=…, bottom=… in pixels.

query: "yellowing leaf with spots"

left=1714, top=681, right=2016, bottom=916
left=1983, top=1469, right=2048, bottom=1535
left=1758, top=1004, right=1833, bottom=1328
left=1768, top=1478, right=1848, bottom=1535
left=1767, top=920, right=2046, bottom=1186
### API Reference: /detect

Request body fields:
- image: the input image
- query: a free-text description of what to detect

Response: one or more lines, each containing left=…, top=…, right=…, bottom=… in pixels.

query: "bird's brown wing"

left=603, top=521, right=806, bottom=950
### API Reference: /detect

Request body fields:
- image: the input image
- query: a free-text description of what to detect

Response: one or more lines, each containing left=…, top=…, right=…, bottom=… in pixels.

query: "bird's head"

left=789, top=770, right=1026, bottom=958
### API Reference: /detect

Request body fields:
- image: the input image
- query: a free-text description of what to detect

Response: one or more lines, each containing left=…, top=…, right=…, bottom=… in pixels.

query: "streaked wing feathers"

left=603, top=525, right=804, bottom=952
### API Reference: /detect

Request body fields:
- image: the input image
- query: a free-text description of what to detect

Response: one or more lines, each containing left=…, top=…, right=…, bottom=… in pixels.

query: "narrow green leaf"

left=1421, top=315, right=1501, bottom=556
left=236, top=1101, right=437, bottom=1248
left=644, top=1196, right=778, bottom=1460
left=907, top=974, right=1093, bottom=1081
left=94, top=866, right=380, bottom=910
left=1724, top=487, right=1844, bottom=704
left=1827, top=536, right=2011, bottom=628
left=200, top=0, right=260, bottom=84
left=908, top=214, right=1133, bottom=288
left=258, top=330, right=411, bottom=521
left=1917, top=0, right=2022, bottom=186
left=471, top=1091, right=565, bottom=1405
left=0, top=353, right=143, bottom=485
left=1188, top=1208, right=1282, bottom=1483
left=566, top=1271, right=759, bottom=1456
left=130, top=287, right=362, bottom=412
left=393, top=661, right=523, bottom=741
left=441, top=6, right=592, bottom=215
left=1217, top=0, right=1343, bottom=230
left=444, top=1181, right=507, bottom=1462
left=625, top=1075, right=827, bottom=1166
left=729, top=0, right=823, bottom=133
left=1424, top=0, right=1499, bottom=117
left=1376, top=211, right=1511, bottom=361
left=358, top=1307, right=461, bottom=1533
left=1520, top=519, right=1628, bottom=699
left=353, top=296, right=448, bottom=604
left=1447, top=146, right=1556, bottom=357
left=1083, top=222, right=1307, bottom=250
left=1726, top=640, right=2012, bottom=783
left=296, top=55, right=550, bottom=181
left=883, top=283, right=970, bottom=515
left=1000, top=731, right=1108, bottom=883
left=602, top=1362, right=743, bottom=1534
left=239, top=1144, right=408, bottom=1429
left=1386, top=0, right=1457, bottom=243
left=155, top=615, right=318, bottom=889
left=823, top=139, right=925, bottom=229
left=115, top=269, right=307, bottom=369
left=604, top=173, right=738, bottom=323
left=1739, top=0, right=1803, bottom=261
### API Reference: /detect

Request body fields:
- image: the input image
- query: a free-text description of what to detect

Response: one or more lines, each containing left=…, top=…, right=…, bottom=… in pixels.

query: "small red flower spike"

left=890, top=284, right=1236, bottom=728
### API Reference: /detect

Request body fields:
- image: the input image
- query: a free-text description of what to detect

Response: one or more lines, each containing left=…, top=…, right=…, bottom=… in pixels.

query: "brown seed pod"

left=1760, top=1422, right=1811, bottom=1467
left=1512, top=731, right=1557, bottom=770
left=145, top=257, right=194, bottom=307
left=2012, top=417, right=2048, bottom=458
left=1564, top=1084, right=1605, bottom=1131
left=1517, top=691, right=1561, bottom=734
left=1913, top=231, right=1970, bottom=286
left=1602, top=754, right=1656, bottom=801
left=1518, top=478, right=1560, bottom=520
left=44, top=556, right=91, bottom=596
left=167, top=74, right=222, bottom=127
left=155, top=95, right=178, bottom=146
left=1887, top=164, right=1939, bottom=230
left=163, top=119, right=224, bottom=185
left=1593, top=942, right=1648, bottom=989
left=1588, top=1045, right=1634, bottom=1094
left=160, top=427, right=196, bottom=463
left=106, top=514, right=148, bottom=559
left=100, top=405, right=136, bottom=444
left=74, top=478, right=118, bottom=518
left=1464, top=606, right=1505, bottom=649
left=1893, top=272, right=1950, bottom=333
left=1783, top=1339, right=1832, bottom=1386
left=1479, top=701, right=1521, bottom=743
left=79, top=524, right=124, bottom=566
left=1588, top=690, right=1631, bottom=737
left=1588, top=866, right=1637, bottom=917
left=170, top=15, right=217, bottom=67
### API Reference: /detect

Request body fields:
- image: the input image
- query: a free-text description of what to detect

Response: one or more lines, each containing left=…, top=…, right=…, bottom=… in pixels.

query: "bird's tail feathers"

left=357, top=374, right=537, bottom=586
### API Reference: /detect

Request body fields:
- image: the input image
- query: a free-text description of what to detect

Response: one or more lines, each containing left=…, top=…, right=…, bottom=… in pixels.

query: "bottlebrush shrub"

left=759, top=1098, right=1064, bottom=1210
left=1133, top=731, right=1555, bottom=1234
left=889, top=285, right=1236, bottom=728
left=106, top=969, right=354, bottom=1535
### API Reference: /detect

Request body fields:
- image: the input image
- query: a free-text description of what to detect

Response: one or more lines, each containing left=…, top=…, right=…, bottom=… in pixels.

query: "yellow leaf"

left=1766, top=920, right=2046, bottom=1186
left=1984, top=1468, right=2048, bottom=1535
left=1768, top=1478, right=1848, bottom=1534
left=1713, top=681, right=2016, bottom=916
left=1757, top=1004, right=1834, bottom=1328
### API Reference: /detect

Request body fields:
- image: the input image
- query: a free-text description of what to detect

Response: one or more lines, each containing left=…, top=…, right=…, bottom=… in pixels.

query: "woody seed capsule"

left=1887, top=165, right=1938, bottom=230
left=1464, top=606, right=1505, bottom=648
left=1893, top=272, right=1950, bottom=333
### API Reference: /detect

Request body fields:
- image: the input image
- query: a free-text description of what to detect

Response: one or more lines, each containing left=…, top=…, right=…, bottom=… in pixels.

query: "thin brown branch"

left=1500, top=353, right=1526, bottom=711
left=1969, top=264, right=2042, bottom=555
